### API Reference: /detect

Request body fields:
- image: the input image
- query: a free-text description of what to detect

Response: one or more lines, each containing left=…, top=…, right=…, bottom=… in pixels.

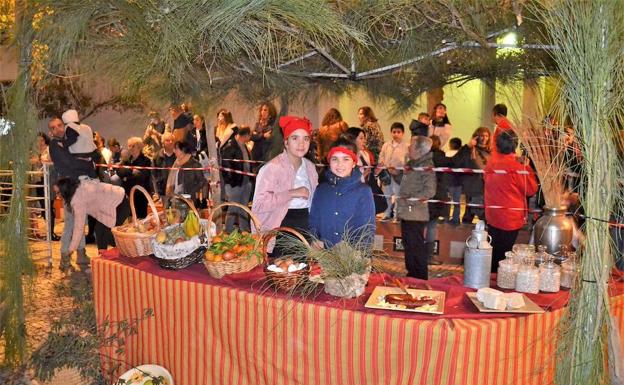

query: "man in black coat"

left=450, top=128, right=491, bottom=224
left=48, top=117, right=96, bottom=271
left=153, top=132, right=177, bottom=198
left=221, top=126, right=252, bottom=232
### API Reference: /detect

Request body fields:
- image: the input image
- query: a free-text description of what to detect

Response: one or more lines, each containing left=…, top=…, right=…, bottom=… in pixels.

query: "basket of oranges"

left=203, top=202, right=263, bottom=278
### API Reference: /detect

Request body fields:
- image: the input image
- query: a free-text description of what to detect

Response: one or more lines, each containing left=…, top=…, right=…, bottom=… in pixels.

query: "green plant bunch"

left=534, top=0, right=624, bottom=384
left=33, top=0, right=365, bottom=105
left=277, top=224, right=375, bottom=280
left=310, top=241, right=371, bottom=281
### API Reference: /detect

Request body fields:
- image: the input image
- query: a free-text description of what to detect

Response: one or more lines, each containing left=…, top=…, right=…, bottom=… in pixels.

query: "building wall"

left=439, top=79, right=489, bottom=144
left=29, top=77, right=549, bottom=152
left=0, top=46, right=18, bottom=82
left=1, top=42, right=554, bottom=149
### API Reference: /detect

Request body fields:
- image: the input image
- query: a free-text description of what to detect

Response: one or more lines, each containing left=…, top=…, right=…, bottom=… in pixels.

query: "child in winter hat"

left=61, top=109, right=97, bottom=155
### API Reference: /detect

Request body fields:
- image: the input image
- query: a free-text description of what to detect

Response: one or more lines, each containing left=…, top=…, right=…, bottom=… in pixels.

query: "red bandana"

left=326, top=146, right=357, bottom=163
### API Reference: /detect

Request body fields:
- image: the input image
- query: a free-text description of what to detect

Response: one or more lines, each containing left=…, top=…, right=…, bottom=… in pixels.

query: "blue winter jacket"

left=310, top=168, right=376, bottom=248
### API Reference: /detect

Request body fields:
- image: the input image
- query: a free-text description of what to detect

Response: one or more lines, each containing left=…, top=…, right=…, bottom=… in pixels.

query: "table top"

left=97, top=249, right=624, bottom=321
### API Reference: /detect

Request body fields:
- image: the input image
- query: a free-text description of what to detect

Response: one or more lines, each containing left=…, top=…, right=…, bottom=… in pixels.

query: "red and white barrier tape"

left=96, top=163, right=624, bottom=227
left=377, top=194, right=541, bottom=213
left=96, top=163, right=258, bottom=177
left=377, top=194, right=624, bottom=228
left=218, top=157, right=536, bottom=175
left=98, top=160, right=537, bottom=176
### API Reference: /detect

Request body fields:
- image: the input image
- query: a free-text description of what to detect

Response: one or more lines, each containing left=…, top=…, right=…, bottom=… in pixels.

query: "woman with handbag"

left=165, top=140, right=207, bottom=207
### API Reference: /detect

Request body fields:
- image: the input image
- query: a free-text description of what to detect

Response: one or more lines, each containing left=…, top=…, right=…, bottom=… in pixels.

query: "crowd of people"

left=32, top=100, right=586, bottom=279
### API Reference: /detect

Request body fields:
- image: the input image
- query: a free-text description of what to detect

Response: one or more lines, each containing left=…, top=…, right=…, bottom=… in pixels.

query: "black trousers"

left=36, top=185, right=56, bottom=237
left=95, top=197, right=131, bottom=250
left=488, top=225, right=520, bottom=273
left=401, top=220, right=428, bottom=280
left=133, top=193, right=149, bottom=219
left=272, top=208, right=310, bottom=259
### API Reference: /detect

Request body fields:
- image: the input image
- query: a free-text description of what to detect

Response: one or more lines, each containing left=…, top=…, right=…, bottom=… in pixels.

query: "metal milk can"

left=464, top=220, right=493, bottom=289
left=533, top=206, right=574, bottom=255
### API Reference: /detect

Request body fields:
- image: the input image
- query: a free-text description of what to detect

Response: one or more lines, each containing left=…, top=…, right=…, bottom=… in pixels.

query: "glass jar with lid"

left=560, top=252, right=578, bottom=289
left=512, top=244, right=535, bottom=264
left=534, top=245, right=550, bottom=267
left=554, top=244, right=570, bottom=265
left=515, top=257, right=540, bottom=294
left=539, top=254, right=561, bottom=292
left=497, top=253, right=518, bottom=289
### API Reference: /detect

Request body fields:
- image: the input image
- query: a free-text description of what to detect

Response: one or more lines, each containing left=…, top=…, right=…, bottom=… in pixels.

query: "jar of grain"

left=497, top=255, right=518, bottom=289
left=515, top=258, right=539, bottom=294
left=560, top=252, right=578, bottom=289
left=539, top=255, right=561, bottom=293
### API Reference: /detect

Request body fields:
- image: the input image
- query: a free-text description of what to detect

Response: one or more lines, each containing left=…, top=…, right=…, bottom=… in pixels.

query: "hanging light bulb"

left=501, top=32, right=518, bottom=47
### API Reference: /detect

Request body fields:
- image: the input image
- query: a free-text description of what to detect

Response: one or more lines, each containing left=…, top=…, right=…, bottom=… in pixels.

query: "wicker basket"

left=154, top=245, right=207, bottom=270
left=203, top=202, right=262, bottom=278
left=152, top=195, right=211, bottom=269
left=112, top=185, right=160, bottom=257
left=262, top=227, right=310, bottom=291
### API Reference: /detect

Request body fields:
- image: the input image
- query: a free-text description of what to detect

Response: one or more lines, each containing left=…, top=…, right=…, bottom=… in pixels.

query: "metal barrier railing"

left=0, top=163, right=53, bottom=266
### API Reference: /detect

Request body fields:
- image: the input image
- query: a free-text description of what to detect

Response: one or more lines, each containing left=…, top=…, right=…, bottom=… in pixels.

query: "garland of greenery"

left=27, top=0, right=549, bottom=111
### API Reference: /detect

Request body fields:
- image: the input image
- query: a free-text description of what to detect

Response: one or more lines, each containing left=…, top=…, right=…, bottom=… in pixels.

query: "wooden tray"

left=466, top=292, right=545, bottom=314
left=365, top=286, right=446, bottom=315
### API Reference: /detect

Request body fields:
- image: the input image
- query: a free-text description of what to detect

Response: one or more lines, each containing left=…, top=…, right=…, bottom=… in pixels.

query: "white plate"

left=466, top=292, right=545, bottom=313
left=117, top=364, right=173, bottom=385
left=365, top=286, right=446, bottom=314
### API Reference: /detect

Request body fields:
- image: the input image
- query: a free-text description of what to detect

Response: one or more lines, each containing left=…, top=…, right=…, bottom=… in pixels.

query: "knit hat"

left=61, top=109, right=97, bottom=154
left=62, top=109, right=84, bottom=136
left=279, top=115, right=312, bottom=139
left=62, top=109, right=80, bottom=125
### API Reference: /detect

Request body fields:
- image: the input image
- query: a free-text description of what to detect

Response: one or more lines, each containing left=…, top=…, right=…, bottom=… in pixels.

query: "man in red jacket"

left=491, top=103, right=514, bottom=156
left=484, top=130, right=538, bottom=271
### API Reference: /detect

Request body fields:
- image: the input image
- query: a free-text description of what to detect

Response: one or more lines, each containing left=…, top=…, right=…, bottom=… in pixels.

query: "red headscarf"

left=326, top=146, right=357, bottom=163
left=279, top=115, right=312, bottom=139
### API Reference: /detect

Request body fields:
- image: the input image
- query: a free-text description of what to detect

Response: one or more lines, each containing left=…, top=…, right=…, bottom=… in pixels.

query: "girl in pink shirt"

left=251, top=116, right=319, bottom=255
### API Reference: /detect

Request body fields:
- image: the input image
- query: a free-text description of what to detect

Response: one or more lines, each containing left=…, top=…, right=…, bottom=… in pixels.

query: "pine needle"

left=533, top=1, right=624, bottom=383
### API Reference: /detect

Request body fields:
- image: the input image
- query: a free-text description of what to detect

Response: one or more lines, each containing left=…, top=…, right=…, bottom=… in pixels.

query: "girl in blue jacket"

left=310, top=138, right=376, bottom=248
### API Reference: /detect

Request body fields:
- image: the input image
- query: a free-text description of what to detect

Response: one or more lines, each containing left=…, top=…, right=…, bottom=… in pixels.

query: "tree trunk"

left=0, top=0, right=36, bottom=366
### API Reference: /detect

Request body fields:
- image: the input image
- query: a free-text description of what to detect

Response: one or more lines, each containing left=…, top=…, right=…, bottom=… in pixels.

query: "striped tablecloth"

left=93, top=257, right=624, bottom=385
